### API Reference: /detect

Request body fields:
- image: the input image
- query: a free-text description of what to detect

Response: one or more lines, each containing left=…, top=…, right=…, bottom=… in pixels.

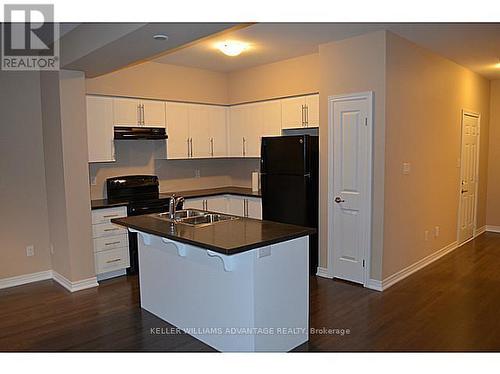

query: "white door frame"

left=457, top=109, right=481, bottom=244
left=327, top=91, right=373, bottom=287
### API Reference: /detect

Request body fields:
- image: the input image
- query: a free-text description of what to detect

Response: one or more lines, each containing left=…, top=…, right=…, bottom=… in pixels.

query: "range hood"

left=114, top=126, right=167, bottom=140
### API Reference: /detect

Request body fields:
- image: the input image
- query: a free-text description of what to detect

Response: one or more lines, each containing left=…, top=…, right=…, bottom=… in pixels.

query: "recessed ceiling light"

left=153, top=34, right=168, bottom=41
left=216, top=41, right=248, bottom=57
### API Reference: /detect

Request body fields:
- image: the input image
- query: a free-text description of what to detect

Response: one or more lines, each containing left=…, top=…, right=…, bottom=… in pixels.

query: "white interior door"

left=458, top=111, right=480, bottom=244
left=330, top=92, right=372, bottom=285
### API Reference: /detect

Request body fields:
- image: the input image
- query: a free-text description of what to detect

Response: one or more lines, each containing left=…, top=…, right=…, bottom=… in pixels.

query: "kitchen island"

left=112, top=212, right=315, bottom=352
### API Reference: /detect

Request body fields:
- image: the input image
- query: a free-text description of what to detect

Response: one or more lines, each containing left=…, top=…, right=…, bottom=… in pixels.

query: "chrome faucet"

left=168, top=194, right=185, bottom=219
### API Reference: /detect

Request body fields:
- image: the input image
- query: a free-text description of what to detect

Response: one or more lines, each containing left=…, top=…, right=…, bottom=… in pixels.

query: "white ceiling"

left=154, top=23, right=500, bottom=79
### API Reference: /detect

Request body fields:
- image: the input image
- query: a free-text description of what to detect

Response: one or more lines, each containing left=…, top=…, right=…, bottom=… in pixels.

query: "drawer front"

left=92, top=222, right=127, bottom=238
left=93, top=234, right=129, bottom=253
left=91, top=206, right=127, bottom=224
left=95, top=247, right=130, bottom=274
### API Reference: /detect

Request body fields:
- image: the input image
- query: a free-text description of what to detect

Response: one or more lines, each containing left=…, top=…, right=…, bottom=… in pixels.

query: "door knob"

left=334, top=197, right=345, bottom=203
left=461, top=189, right=468, bottom=194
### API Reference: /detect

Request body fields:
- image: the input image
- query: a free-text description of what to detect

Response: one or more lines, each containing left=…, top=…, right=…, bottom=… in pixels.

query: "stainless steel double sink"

left=153, top=209, right=239, bottom=227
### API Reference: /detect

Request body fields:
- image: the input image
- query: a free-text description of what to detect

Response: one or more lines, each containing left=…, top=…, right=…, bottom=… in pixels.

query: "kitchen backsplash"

left=89, top=141, right=259, bottom=199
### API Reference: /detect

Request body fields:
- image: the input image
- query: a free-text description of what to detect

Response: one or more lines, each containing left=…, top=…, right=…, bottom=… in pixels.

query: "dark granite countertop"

left=91, top=186, right=261, bottom=210
left=111, top=214, right=315, bottom=255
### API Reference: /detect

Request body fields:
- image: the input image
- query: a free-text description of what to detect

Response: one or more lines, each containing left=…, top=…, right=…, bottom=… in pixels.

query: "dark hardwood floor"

left=2, top=232, right=500, bottom=352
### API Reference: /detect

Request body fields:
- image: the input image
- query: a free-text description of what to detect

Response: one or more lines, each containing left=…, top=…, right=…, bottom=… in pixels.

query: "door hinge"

left=364, top=117, right=368, bottom=126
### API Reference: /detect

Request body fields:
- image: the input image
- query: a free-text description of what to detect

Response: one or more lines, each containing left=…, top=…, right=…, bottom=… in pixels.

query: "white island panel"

left=136, top=232, right=309, bottom=352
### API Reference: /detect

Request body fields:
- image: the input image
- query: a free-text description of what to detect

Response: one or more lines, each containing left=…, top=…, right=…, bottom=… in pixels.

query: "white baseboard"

left=486, top=225, right=500, bottom=233
left=316, top=266, right=333, bottom=279
left=0, top=270, right=98, bottom=293
left=52, top=271, right=99, bottom=292
left=96, top=268, right=126, bottom=282
left=0, top=270, right=52, bottom=290
left=475, top=225, right=487, bottom=236
left=366, top=279, right=383, bottom=291
left=379, top=240, right=458, bottom=291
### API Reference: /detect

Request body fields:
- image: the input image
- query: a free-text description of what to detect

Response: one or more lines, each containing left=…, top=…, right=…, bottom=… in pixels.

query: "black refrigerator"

left=260, top=135, right=319, bottom=275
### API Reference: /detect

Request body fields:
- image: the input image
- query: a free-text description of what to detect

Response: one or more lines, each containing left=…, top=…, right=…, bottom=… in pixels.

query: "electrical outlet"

left=402, top=162, right=411, bottom=175
left=50, top=244, right=54, bottom=255
left=435, top=226, right=440, bottom=238
left=194, top=169, right=201, bottom=178
left=26, top=245, right=35, bottom=257
left=424, top=231, right=429, bottom=241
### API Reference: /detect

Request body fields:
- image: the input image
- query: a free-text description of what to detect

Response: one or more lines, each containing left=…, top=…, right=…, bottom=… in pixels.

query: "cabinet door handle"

left=105, top=241, right=121, bottom=246
left=301, top=105, right=305, bottom=126
left=305, top=105, right=309, bottom=126
left=242, top=137, right=246, bottom=156
left=104, top=227, right=120, bottom=232
left=190, top=138, right=193, bottom=157
left=103, top=214, right=119, bottom=218
left=137, top=104, right=141, bottom=125
left=106, top=258, right=122, bottom=264
left=187, top=138, right=190, bottom=157
left=141, top=104, right=145, bottom=126
left=210, top=138, right=214, bottom=157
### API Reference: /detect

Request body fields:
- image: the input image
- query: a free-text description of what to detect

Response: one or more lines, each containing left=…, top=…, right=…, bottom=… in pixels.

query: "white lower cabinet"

left=184, top=195, right=262, bottom=219
left=91, top=206, right=130, bottom=280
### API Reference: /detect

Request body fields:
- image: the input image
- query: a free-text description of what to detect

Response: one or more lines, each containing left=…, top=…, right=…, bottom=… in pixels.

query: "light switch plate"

left=26, top=245, right=35, bottom=257
left=402, top=162, right=411, bottom=175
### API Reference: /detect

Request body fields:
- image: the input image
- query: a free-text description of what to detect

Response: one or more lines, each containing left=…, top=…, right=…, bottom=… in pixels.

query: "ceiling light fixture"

left=216, top=41, right=248, bottom=57
left=153, top=34, right=168, bottom=41
left=496, top=58, right=500, bottom=69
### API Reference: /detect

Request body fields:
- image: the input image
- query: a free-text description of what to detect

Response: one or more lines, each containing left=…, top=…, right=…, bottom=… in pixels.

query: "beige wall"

left=41, top=70, right=95, bottom=282
left=382, top=32, right=491, bottom=278
left=487, top=80, right=500, bottom=226
left=89, top=141, right=259, bottom=199
left=228, top=53, right=319, bottom=104
left=318, top=31, right=387, bottom=279
left=86, top=61, right=228, bottom=104
left=0, top=71, right=52, bottom=279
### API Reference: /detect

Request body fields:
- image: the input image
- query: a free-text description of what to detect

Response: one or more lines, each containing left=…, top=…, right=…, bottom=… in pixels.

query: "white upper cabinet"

left=305, top=94, right=319, bottom=126
left=86, top=96, right=115, bottom=163
left=166, top=102, right=190, bottom=159
left=142, top=99, right=166, bottom=128
left=208, top=106, right=228, bottom=158
left=257, top=100, right=282, bottom=138
left=228, top=103, right=268, bottom=158
left=281, top=94, right=319, bottom=129
left=166, top=102, right=227, bottom=159
left=113, top=97, right=140, bottom=127
left=113, top=97, right=165, bottom=128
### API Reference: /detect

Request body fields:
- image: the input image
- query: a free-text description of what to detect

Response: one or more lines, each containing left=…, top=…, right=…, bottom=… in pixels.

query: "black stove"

left=106, top=175, right=181, bottom=274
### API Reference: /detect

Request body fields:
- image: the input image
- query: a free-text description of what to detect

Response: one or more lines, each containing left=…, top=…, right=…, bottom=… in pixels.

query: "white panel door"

left=141, top=99, right=166, bottom=128
left=281, top=96, right=305, bottom=129
left=189, top=104, right=212, bottom=158
left=86, top=96, right=115, bottom=163
left=113, top=97, right=140, bottom=127
left=305, top=94, right=319, bottom=127
left=166, top=102, right=190, bottom=159
left=331, top=93, right=372, bottom=285
left=208, top=106, right=228, bottom=157
left=458, top=112, right=480, bottom=244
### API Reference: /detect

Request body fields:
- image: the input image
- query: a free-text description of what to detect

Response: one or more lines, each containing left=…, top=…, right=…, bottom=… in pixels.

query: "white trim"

left=377, top=241, right=458, bottom=291
left=96, top=268, right=126, bottom=282
left=327, top=91, right=373, bottom=287
left=366, top=279, right=383, bottom=292
left=316, top=266, right=334, bottom=279
left=475, top=225, right=486, bottom=236
left=52, top=271, right=99, bottom=292
left=0, top=270, right=52, bottom=290
left=486, top=225, right=500, bottom=233
left=457, top=110, right=481, bottom=245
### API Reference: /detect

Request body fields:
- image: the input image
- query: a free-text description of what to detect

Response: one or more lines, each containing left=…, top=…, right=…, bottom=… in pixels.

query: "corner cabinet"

left=86, top=95, right=115, bottom=163
left=281, top=94, right=319, bottom=129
